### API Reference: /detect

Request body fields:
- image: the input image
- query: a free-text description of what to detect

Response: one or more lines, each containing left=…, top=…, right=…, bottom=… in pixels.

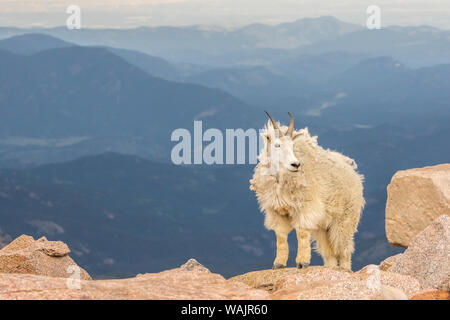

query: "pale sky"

left=0, top=0, right=449, bottom=29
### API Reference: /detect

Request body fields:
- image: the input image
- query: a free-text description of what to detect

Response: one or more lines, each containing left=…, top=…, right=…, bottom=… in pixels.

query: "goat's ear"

left=260, top=132, right=270, bottom=143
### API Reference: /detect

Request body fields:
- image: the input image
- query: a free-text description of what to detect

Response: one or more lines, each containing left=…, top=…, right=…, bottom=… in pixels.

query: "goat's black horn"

left=264, top=110, right=281, bottom=132
left=287, top=112, right=294, bottom=137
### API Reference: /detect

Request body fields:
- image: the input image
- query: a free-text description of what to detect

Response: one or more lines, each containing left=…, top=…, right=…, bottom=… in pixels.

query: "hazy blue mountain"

left=0, top=27, right=27, bottom=40
left=0, top=34, right=448, bottom=169
left=184, top=52, right=366, bottom=109
left=185, top=65, right=315, bottom=108
left=0, top=152, right=406, bottom=278
left=0, top=46, right=257, bottom=138
left=182, top=54, right=450, bottom=128
left=311, top=57, right=450, bottom=128
left=271, top=51, right=368, bottom=83
left=107, top=47, right=212, bottom=81
left=0, top=45, right=271, bottom=167
left=0, top=33, right=209, bottom=81
left=295, top=26, right=450, bottom=68
left=107, top=47, right=183, bottom=81
left=0, top=17, right=363, bottom=64
left=234, top=16, right=363, bottom=49
left=0, top=33, right=73, bottom=55
left=2, top=20, right=450, bottom=68
left=161, top=24, right=450, bottom=67
left=1, top=19, right=448, bottom=68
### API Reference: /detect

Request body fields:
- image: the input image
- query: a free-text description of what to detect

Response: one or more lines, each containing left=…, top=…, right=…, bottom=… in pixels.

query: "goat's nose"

left=291, top=162, right=300, bottom=169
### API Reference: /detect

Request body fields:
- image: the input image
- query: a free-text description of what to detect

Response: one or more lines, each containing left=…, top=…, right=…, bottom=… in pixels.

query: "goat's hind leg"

left=327, top=220, right=357, bottom=271
left=295, top=229, right=311, bottom=269
left=313, top=229, right=338, bottom=268
left=331, top=230, right=354, bottom=271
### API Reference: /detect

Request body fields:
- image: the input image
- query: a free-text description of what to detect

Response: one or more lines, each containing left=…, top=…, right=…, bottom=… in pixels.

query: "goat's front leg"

left=273, top=231, right=289, bottom=269
left=295, top=229, right=311, bottom=268
left=264, top=210, right=292, bottom=269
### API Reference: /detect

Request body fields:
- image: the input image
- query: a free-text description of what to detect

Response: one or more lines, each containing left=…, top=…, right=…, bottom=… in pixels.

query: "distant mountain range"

left=0, top=43, right=265, bottom=165
left=294, top=25, right=450, bottom=67
left=0, top=32, right=448, bottom=171
left=1, top=17, right=449, bottom=67
left=1, top=33, right=448, bottom=129
left=0, top=33, right=72, bottom=55
left=0, top=16, right=362, bottom=61
left=0, top=33, right=200, bottom=81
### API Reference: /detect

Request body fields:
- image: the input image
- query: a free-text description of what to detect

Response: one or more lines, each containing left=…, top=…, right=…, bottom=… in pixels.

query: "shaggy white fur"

left=250, top=120, right=365, bottom=270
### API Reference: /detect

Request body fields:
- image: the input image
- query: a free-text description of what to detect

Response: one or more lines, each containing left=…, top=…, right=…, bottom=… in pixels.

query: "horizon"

left=1, top=15, right=448, bottom=32
left=0, top=0, right=449, bottom=30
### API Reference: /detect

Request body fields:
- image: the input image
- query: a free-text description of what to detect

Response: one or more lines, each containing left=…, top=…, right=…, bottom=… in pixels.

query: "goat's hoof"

left=296, top=262, right=310, bottom=269
left=272, top=263, right=286, bottom=270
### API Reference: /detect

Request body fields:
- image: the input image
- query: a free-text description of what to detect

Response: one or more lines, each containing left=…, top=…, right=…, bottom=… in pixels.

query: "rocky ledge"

left=0, top=215, right=447, bottom=300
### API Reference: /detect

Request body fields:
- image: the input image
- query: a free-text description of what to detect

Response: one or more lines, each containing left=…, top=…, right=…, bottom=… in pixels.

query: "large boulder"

left=0, top=235, right=91, bottom=280
left=386, top=215, right=449, bottom=290
left=0, top=259, right=269, bottom=300
left=386, top=164, right=450, bottom=247
left=230, top=265, right=422, bottom=300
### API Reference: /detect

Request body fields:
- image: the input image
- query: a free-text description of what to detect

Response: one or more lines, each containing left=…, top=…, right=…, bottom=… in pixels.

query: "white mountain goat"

left=250, top=111, right=365, bottom=270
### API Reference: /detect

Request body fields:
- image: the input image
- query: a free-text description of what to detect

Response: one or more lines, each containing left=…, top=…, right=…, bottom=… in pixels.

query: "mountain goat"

left=250, top=112, right=365, bottom=270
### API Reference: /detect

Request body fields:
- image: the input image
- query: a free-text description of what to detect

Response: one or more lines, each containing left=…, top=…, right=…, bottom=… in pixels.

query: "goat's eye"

left=274, top=143, right=280, bottom=148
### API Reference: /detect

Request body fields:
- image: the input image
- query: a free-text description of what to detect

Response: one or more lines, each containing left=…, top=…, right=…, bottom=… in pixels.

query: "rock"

left=272, top=280, right=408, bottom=300
left=410, top=290, right=450, bottom=300
left=0, top=235, right=91, bottom=280
left=272, top=267, right=356, bottom=293
left=228, top=268, right=304, bottom=291
left=36, top=236, right=71, bottom=257
left=357, top=265, right=422, bottom=298
left=0, top=264, right=270, bottom=300
left=233, top=266, right=421, bottom=300
left=386, top=164, right=450, bottom=247
left=388, top=215, right=449, bottom=290
left=379, top=253, right=403, bottom=271
left=0, top=234, right=34, bottom=253
left=179, top=258, right=210, bottom=272
left=380, top=286, right=408, bottom=300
